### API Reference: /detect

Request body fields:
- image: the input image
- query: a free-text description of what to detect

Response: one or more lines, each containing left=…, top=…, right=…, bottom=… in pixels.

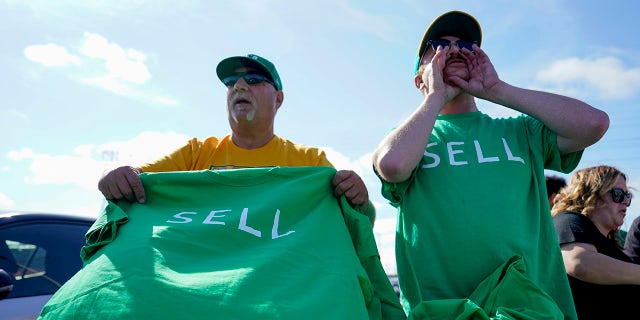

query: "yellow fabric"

left=140, top=134, right=333, bottom=172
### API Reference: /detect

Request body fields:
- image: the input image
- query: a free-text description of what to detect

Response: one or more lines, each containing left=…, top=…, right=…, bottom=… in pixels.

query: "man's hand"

left=97, top=166, right=146, bottom=203
left=449, top=45, right=501, bottom=99
left=331, top=170, right=368, bottom=206
left=331, top=170, right=376, bottom=225
left=422, top=45, right=463, bottom=105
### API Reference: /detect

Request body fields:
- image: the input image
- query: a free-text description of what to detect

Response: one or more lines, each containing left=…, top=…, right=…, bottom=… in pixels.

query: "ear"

left=275, top=90, right=284, bottom=110
left=414, top=73, right=426, bottom=91
left=595, top=196, right=604, bottom=208
left=413, top=74, right=424, bottom=90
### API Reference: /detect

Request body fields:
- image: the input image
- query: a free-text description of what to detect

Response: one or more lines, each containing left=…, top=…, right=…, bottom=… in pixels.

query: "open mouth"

left=447, top=59, right=466, bottom=66
left=232, top=96, right=252, bottom=106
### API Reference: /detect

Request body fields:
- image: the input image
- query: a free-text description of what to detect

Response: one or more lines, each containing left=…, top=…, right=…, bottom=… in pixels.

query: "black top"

left=554, top=211, right=639, bottom=319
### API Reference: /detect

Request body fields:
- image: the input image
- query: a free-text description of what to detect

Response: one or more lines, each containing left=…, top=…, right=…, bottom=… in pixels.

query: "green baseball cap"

left=414, top=11, right=482, bottom=74
left=216, top=54, right=282, bottom=90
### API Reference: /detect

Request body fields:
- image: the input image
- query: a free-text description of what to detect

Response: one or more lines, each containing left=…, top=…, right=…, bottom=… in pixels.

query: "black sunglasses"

left=610, top=188, right=632, bottom=206
left=428, top=39, right=477, bottom=52
left=222, top=73, right=274, bottom=87
left=418, top=39, right=478, bottom=68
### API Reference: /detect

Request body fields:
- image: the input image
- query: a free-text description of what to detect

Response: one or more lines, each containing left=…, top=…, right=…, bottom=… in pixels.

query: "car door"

left=0, top=214, right=93, bottom=320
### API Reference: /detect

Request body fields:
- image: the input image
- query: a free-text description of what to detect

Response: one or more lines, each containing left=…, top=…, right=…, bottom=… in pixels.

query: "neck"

left=591, top=216, right=614, bottom=239
left=231, top=132, right=275, bottom=149
left=440, top=93, right=478, bottom=114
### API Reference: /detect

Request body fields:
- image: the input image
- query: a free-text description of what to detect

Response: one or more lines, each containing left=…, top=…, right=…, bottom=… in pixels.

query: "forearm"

left=373, top=94, right=443, bottom=182
left=564, top=249, right=640, bottom=285
left=485, top=81, right=609, bottom=154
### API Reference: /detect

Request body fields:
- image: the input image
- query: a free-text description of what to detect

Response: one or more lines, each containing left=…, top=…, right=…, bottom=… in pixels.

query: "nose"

left=232, top=77, right=249, bottom=90
left=448, top=41, right=463, bottom=53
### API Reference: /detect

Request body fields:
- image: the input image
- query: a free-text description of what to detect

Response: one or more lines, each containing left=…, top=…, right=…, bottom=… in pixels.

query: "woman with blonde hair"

left=553, top=165, right=639, bottom=319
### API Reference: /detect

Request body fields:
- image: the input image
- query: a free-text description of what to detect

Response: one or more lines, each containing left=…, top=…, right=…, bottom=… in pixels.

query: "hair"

left=545, top=175, right=567, bottom=198
left=551, top=165, right=627, bottom=242
left=416, top=62, right=427, bottom=78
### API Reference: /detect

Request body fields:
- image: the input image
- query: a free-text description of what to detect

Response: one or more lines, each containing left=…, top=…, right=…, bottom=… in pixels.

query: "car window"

left=0, top=222, right=89, bottom=298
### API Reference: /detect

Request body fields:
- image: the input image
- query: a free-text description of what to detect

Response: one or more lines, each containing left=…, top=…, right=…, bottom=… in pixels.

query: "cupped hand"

left=448, top=45, right=502, bottom=99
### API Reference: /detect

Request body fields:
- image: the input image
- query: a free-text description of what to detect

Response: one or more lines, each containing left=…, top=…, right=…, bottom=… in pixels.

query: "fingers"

left=123, top=168, right=145, bottom=203
left=332, top=170, right=369, bottom=206
left=471, top=44, right=487, bottom=60
left=97, top=166, right=146, bottom=203
left=432, top=45, right=450, bottom=70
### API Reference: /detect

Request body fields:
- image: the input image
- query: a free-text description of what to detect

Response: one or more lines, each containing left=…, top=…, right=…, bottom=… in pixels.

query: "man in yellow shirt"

left=98, top=54, right=374, bottom=219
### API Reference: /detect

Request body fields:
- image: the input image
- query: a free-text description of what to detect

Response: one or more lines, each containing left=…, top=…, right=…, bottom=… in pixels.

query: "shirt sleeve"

left=522, top=115, right=583, bottom=173
left=553, top=212, right=596, bottom=245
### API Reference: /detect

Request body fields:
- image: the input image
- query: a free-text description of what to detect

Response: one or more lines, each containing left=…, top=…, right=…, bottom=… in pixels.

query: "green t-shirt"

left=40, top=167, right=404, bottom=320
left=380, top=112, right=580, bottom=319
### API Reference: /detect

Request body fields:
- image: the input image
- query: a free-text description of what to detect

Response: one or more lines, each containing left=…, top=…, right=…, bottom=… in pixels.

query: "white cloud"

left=0, top=192, right=15, bottom=208
left=8, top=147, right=35, bottom=160
left=17, top=152, right=104, bottom=189
left=323, top=147, right=366, bottom=175
left=373, top=217, right=397, bottom=274
left=79, top=32, right=151, bottom=84
left=480, top=103, right=523, bottom=119
left=536, top=56, right=640, bottom=100
left=24, top=43, right=82, bottom=67
left=96, top=131, right=190, bottom=166
left=75, top=32, right=178, bottom=105
left=8, top=131, right=189, bottom=191
left=23, top=33, right=176, bottom=106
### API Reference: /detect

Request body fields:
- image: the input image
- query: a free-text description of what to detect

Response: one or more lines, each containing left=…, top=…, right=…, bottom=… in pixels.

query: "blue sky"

left=2, top=0, right=639, bottom=273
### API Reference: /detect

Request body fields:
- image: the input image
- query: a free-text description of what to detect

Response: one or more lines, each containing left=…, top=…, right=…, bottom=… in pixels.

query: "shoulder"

left=273, top=135, right=332, bottom=167
left=554, top=211, right=599, bottom=244
left=554, top=211, right=591, bottom=234
left=201, top=135, right=227, bottom=144
left=274, top=135, right=324, bottom=153
left=188, top=135, right=227, bottom=150
left=554, top=210, right=589, bottom=226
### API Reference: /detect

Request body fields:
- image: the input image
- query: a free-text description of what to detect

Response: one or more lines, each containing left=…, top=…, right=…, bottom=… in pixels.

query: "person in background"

left=98, top=54, right=374, bottom=222
left=624, top=215, right=640, bottom=263
left=372, top=10, right=609, bottom=319
left=552, top=165, right=640, bottom=319
left=546, top=175, right=567, bottom=210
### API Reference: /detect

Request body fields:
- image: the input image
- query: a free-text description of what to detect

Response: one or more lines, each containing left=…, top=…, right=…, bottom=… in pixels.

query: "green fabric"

left=39, top=167, right=404, bottom=320
left=339, top=197, right=407, bottom=320
left=407, top=256, right=563, bottom=320
left=379, top=112, right=580, bottom=319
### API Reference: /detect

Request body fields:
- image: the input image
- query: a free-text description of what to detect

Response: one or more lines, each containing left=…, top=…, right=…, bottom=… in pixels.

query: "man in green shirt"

left=372, top=10, right=609, bottom=319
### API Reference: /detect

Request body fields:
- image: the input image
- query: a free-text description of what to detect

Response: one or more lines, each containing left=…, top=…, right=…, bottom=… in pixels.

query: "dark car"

left=0, top=211, right=94, bottom=320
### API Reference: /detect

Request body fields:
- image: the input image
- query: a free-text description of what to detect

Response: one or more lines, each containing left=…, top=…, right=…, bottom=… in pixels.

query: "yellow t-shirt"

left=140, top=134, right=333, bottom=172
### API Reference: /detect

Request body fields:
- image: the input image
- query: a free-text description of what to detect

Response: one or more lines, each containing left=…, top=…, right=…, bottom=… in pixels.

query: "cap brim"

left=216, top=56, right=273, bottom=83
